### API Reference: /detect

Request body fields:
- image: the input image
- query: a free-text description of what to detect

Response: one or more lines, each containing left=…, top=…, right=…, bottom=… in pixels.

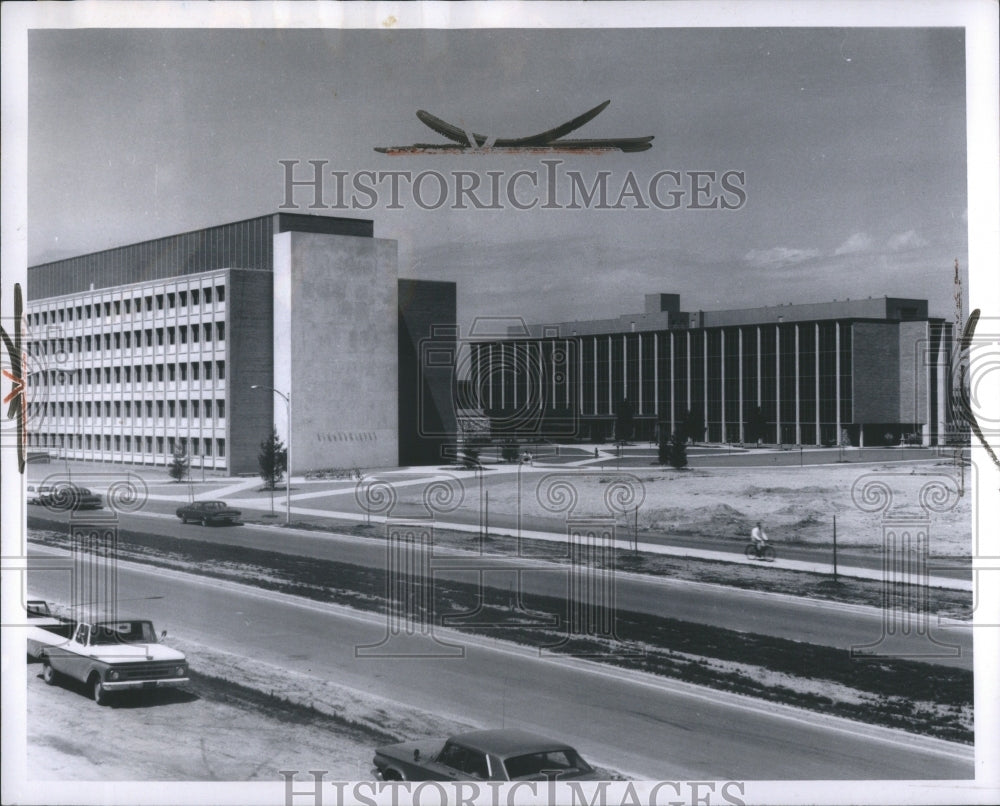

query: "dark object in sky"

left=375, top=100, right=653, bottom=154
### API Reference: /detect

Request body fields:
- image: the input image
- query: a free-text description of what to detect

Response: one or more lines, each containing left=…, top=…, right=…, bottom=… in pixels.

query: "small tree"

left=258, top=427, right=288, bottom=490
left=168, top=443, right=189, bottom=483
left=657, top=422, right=670, bottom=465
left=667, top=431, right=688, bottom=469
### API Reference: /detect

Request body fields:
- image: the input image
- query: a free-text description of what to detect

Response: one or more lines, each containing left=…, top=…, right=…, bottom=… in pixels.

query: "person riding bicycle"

left=751, top=521, right=769, bottom=552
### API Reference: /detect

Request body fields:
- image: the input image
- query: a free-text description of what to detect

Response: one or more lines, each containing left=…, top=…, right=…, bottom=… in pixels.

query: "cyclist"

left=750, top=521, right=769, bottom=556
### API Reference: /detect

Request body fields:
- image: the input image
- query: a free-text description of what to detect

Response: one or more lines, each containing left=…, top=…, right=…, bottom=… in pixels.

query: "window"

left=104, top=302, right=111, bottom=317
left=191, top=325, right=200, bottom=343
left=104, top=401, right=111, bottom=417
left=180, top=400, right=188, bottom=418
left=179, top=290, right=187, bottom=307
left=85, top=369, right=92, bottom=385
left=204, top=362, right=212, bottom=380
left=124, top=366, right=132, bottom=383
left=156, top=436, right=164, bottom=453
left=156, top=294, right=164, bottom=311
left=113, top=367, right=121, bottom=384
left=156, top=328, right=164, bottom=346
left=167, top=292, right=175, bottom=309
left=191, top=400, right=200, bottom=418
left=204, top=287, right=213, bottom=304
left=191, top=437, right=200, bottom=456
left=156, top=365, right=164, bottom=382
left=216, top=361, right=225, bottom=380
left=145, top=365, right=153, bottom=383
left=179, top=363, right=188, bottom=381
left=203, top=323, right=212, bottom=342
left=124, top=299, right=131, bottom=314
left=124, top=401, right=132, bottom=417
left=168, top=327, right=176, bottom=346
left=114, top=401, right=121, bottom=418
left=124, top=332, right=132, bottom=348
left=103, top=367, right=111, bottom=384
left=145, top=295, right=153, bottom=311
left=216, top=439, right=225, bottom=457
left=216, top=285, right=225, bottom=302
left=191, top=289, right=200, bottom=305
left=203, top=439, right=212, bottom=456
left=103, top=333, right=111, bottom=350
left=168, top=401, right=176, bottom=418
left=146, top=436, right=153, bottom=453
left=85, top=402, right=92, bottom=418
left=179, top=325, right=187, bottom=344
left=217, top=400, right=225, bottom=419
left=192, top=362, right=200, bottom=380
left=145, top=401, right=153, bottom=418
left=168, top=364, right=176, bottom=381
left=156, top=401, right=164, bottom=419
left=204, top=400, right=212, bottom=418
left=114, top=300, right=121, bottom=316
left=114, top=332, right=121, bottom=349
left=216, top=322, right=225, bottom=342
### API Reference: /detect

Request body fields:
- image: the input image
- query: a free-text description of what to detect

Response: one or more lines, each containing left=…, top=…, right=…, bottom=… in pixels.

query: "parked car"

left=27, top=483, right=102, bottom=509
left=31, top=606, right=189, bottom=704
left=175, top=500, right=242, bottom=525
left=373, top=729, right=600, bottom=782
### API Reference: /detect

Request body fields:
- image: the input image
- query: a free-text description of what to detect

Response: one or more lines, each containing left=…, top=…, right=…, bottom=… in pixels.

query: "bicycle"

left=745, top=541, right=776, bottom=562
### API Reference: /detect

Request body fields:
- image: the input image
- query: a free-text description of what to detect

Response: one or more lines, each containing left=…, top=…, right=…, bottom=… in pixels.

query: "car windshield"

left=503, top=749, right=593, bottom=780
left=90, top=620, right=158, bottom=644
left=205, top=502, right=226, bottom=510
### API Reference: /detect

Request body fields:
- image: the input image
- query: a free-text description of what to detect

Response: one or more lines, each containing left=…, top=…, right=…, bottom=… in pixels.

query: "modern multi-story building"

left=469, top=293, right=954, bottom=447
left=26, top=213, right=455, bottom=474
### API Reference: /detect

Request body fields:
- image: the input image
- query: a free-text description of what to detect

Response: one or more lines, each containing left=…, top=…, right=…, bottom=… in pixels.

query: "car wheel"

left=42, top=661, right=57, bottom=685
left=180, top=516, right=187, bottom=524
left=201, top=516, right=209, bottom=526
left=91, top=675, right=108, bottom=705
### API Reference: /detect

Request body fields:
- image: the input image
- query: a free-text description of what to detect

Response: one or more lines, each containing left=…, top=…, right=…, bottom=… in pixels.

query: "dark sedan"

left=176, top=500, right=242, bottom=525
left=373, top=729, right=600, bottom=782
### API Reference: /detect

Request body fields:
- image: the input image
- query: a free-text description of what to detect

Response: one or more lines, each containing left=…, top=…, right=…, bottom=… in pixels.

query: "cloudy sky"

left=27, top=25, right=967, bottom=329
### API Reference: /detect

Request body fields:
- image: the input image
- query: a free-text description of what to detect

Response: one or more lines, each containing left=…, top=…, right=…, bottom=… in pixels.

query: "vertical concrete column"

left=756, top=326, right=762, bottom=406
left=669, top=332, right=675, bottom=432
left=703, top=334, right=709, bottom=442
left=622, top=334, right=628, bottom=402
left=738, top=327, right=745, bottom=443
left=775, top=325, right=781, bottom=444
left=487, top=345, right=493, bottom=408
left=936, top=328, right=948, bottom=446
left=637, top=334, right=643, bottom=416
left=592, top=336, right=598, bottom=416
left=686, top=332, right=692, bottom=417
left=815, top=323, right=821, bottom=445
left=513, top=342, right=519, bottom=408
left=607, top=335, right=613, bottom=415
left=794, top=324, right=801, bottom=445
left=720, top=330, right=727, bottom=443
left=500, top=343, right=506, bottom=408
left=835, top=323, right=842, bottom=443
left=653, top=333, right=659, bottom=417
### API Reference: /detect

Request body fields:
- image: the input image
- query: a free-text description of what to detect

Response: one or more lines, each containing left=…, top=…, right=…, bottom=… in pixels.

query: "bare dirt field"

left=470, top=460, right=973, bottom=557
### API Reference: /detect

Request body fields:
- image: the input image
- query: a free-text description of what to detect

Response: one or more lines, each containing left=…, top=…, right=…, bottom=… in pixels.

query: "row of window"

left=31, top=361, right=227, bottom=387
left=29, top=284, right=226, bottom=327
left=30, top=322, right=225, bottom=355
left=30, top=432, right=226, bottom=457
left=31, top=398, right=226, bottom=420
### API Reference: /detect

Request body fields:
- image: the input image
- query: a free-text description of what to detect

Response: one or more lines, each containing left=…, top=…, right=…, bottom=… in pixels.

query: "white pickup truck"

left=28, top=602, right=189, bottom=704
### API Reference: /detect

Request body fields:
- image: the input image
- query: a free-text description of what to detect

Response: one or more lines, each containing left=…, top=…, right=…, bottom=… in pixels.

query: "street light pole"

left=251, top=385, right=292, bottom=526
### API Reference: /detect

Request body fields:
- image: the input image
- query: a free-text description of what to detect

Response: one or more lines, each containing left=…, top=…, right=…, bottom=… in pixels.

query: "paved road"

left=28, top=510, right=973, bottom=669
left=26, top=545, right=973, bottom=780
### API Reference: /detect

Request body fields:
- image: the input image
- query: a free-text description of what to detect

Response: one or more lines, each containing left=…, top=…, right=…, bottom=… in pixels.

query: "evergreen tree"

left=258, top=427, right=288, bottom=490
left=168, top=443, right=189, bottom=483
left=668, top=431, right=688, bottom=469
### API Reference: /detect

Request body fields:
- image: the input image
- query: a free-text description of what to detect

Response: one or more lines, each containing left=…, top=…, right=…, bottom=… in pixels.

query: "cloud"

left=887, top=229, right=928, bottom=251
left=743, top=246, right=821, bottom=270
left=834, top=231, right=874, bottom=255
